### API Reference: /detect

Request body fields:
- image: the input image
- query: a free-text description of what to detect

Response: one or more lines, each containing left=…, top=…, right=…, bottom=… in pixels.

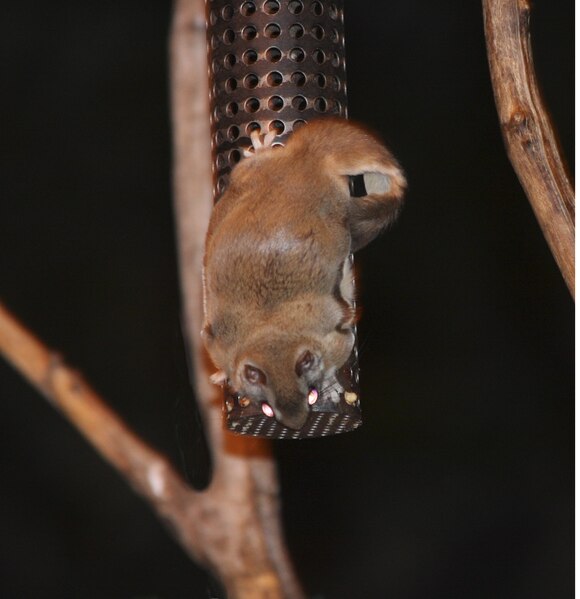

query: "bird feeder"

left=206, top=0, right=361, bottom=438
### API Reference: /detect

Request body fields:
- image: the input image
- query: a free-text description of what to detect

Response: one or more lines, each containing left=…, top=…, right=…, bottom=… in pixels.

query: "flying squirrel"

left=202, top=117, right=406, bottom=429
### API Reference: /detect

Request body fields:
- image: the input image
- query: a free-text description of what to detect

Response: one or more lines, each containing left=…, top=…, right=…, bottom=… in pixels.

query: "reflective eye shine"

left=308, top=388, right=319, bottom=405
left=261, top=402, right=275, bottom=417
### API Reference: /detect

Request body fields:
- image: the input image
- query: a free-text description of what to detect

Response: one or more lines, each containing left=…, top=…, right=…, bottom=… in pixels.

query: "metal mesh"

left=206, top=0, right=361, bottom=438
left=207, top=0, right=348, bottom=196
left=225, top=350, right=361, bottom=438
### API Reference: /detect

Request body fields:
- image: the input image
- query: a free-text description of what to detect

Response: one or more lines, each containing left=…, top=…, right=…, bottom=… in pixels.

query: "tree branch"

left=482, top=0, right=575, bottom=297
left=170, top=0, right=304, bottom=595
left=0, top=297, right=300, bottom=596
left=0, top=0, right=304, bottom=597
left=0, top=302, right=205, bottom=565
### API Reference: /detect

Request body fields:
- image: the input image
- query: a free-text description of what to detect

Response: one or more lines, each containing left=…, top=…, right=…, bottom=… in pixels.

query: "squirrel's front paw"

left=243, top=129, right=278, bottom=157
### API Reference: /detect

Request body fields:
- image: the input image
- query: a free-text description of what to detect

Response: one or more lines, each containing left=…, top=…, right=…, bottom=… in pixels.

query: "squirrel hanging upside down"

left=202, top=118, right=406, bottom=429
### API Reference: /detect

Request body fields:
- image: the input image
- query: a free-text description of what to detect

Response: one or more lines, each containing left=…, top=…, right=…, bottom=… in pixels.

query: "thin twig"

left=482, top=0, right=575, bottom=297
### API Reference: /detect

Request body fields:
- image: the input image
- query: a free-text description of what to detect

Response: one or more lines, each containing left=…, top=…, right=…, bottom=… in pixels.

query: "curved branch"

left=0, top=302, right=205, bottom=564
left=483, top=0, right=575, bottom=297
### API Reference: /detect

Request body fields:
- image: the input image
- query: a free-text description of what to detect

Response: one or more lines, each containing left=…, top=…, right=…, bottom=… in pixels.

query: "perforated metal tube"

left=206, top=0, right=361, bottom=438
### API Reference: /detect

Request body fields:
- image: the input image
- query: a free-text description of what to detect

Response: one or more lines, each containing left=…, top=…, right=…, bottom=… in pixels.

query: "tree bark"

left=482, top=0, right=575, bottom=297
left=169, top=0, right=304, bottom=596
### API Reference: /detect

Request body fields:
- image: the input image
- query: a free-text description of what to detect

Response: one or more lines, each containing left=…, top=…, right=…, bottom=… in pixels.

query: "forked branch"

left=483, top=0, right=574, bottom=296
left=0, top=298, right=299, bottom=597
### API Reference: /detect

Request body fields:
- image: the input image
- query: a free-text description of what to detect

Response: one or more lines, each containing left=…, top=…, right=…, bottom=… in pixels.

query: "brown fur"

left=202, top=118, right=406, bottom=429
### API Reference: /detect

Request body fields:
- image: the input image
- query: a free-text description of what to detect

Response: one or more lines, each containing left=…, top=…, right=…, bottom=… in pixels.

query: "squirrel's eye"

left=261, top=402, right=275, bottom=417
left=307, top=388, right=319, bottom=405
left=244, top=364, right=267, bottom=385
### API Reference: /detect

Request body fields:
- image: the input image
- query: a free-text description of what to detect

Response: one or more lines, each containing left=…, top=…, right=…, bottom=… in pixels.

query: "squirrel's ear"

left=344, top=161, right=406, bottom=252
left=323, top=122, right=406, bottom=252
left=201, top=323, right=214, bottom=343
left=348, top=170, right=400, bottom=198
left=209, top=370, right=227, bottom=385
left=289, top=118, right=406, bottom=252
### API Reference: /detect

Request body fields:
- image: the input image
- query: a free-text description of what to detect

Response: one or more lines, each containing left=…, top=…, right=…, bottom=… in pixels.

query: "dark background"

left=0, top=1, right=573, bottom=598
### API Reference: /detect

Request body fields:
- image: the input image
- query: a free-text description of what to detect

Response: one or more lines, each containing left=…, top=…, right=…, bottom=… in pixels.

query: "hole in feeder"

left=264, top=23, right=281, bottom=38
left=214, top=130, right=224, bottom=144
left=221, top=5, right=234, bottom=20
left=291, top=71, right=306, bottom=86
left=312, top=24, right=325, bottom=40
left=244, top=97, right=260, bottom=113
left=223, top=28, right=235, bottom=44
left=217, top=176, right=228, bottom=194
left=244, top=73, right=259, bottom=89
left=229, top=149, right=241, bottom=165
left=263, top=0, right=281, bottom=14
left=292, top=95, right=307, bottom=111
left=243, top=49, right=258, bottom=65
left=289, top=47, right=305, bottom=62
left=314, top=97, right=327, bottom=112
left=313, top=49, right=326, bottom=64
left=226, top=101, right=239, bottom=116
left=289, top=23, right=304, bottom=39
left=311, top=0, right=323, bottom=16
left=216, top=153, right=226, bottom=169
left=240, top=1, right=256, bottom=16
left=246, top=121, right=261, bottom=134
left=268, top=95, right=284, bottom=111
left=228, top=125, right=240, bottom=141
left=224, top=53, right=236, bottom=68
left=288, top=0, right=304, bottom=15
left=266, top=46, right=282, bottom=62
left=242, top=25, right=257, bottom=41
left=266, top=71, right=283, bottom=86
left=269, top=119, right=285, bottom=134
left=225, top=77, right=237, bottom=92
